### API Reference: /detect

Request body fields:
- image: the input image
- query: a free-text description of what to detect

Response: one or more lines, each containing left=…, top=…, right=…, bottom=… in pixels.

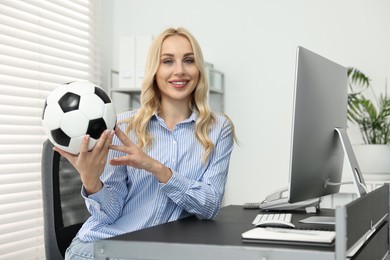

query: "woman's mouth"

left=170, top=80, right=189, bottom=88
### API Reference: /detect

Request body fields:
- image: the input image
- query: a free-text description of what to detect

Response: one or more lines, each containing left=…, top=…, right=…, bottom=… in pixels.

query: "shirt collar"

left=152, top=110, right=198, bottom=124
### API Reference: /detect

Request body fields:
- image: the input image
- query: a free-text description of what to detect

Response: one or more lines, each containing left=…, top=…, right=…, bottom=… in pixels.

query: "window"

left=0, top=1, right=100, bottom=258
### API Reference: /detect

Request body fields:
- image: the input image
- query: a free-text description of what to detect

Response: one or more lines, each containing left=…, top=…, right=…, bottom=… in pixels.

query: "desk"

left=95, top=185, right=389, bottom=260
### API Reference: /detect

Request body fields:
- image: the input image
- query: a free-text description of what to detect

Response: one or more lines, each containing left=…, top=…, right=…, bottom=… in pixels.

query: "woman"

left=59, top=27, right=236, bottom=259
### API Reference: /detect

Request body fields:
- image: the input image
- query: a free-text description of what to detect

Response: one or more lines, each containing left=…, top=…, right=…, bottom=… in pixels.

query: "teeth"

left=172, top=81, right=186, bottom=85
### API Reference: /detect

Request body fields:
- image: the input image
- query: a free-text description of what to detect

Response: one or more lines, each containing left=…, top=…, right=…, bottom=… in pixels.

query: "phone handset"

left=242, top=186, right=289, bottom=209
left=264, top=186, right=289, bottom=202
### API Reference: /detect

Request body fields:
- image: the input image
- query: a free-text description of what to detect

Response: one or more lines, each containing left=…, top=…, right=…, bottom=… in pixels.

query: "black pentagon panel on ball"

left=94, top=87, right=111, bottom=104
left=51, top=128, right=71, bottom=146
left=86, top=118, right=107, bottom=139
left=58, top=92, right=81, bottom=113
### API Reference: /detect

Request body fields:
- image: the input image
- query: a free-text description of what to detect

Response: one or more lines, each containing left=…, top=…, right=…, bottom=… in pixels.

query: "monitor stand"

left=300, top=128, right=368, bottom=225
left=334, top=128, right=367, bottom=197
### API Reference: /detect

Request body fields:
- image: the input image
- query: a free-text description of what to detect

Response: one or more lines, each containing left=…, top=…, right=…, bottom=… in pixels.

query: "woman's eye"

left=163, top=59, right=173, bottom=64
left=184, top=58, right=194, bottom=64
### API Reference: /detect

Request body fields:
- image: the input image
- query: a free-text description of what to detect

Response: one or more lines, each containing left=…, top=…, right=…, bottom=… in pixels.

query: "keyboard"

left=242, top=226, right=336, bottom=244
left=252, top=213, right=295, bottom=228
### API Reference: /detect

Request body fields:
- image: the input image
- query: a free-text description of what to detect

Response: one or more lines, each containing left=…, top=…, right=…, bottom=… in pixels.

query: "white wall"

left=100, top=0, right=390, bottom=206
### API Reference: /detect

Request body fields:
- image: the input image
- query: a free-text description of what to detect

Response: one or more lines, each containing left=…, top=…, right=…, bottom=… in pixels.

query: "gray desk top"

left=101, top=205, right=335, bottom=251
left=94, top=186, right=390, bottom=260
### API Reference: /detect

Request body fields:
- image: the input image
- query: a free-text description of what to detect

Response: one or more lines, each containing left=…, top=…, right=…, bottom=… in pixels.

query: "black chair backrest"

left=41, top=140, right=90, bottom=259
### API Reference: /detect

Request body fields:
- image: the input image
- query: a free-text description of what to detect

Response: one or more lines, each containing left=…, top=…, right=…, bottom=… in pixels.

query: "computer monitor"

left=287, top=46, right=367, bottom=204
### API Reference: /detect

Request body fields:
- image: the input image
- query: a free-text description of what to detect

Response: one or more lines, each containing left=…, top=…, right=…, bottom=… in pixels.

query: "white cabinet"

left=206, top=62, right=224, bottom=113
left=109, top=70, right=141, bottom=113
left=118, top=36, right=153, bottom=90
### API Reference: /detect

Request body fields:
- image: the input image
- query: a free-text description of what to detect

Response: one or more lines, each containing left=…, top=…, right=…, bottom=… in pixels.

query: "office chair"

left=41, top=139, right=90, bottom=259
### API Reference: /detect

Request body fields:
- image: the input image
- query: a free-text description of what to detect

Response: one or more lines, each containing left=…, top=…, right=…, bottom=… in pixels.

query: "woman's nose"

left=173, top=62, right=185, bottom=75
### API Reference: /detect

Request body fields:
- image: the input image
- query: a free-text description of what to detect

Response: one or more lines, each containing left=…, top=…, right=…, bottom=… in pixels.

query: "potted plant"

left=347, top=67, right=390, bottom=175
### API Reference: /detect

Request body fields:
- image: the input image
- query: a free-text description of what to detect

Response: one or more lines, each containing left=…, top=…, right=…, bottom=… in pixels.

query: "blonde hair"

left=122, top=27, right=231, bottom=161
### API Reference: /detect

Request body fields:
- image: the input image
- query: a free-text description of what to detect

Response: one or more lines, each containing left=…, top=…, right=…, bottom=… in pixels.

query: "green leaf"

left=347, top=68, right=390, bottom=144
left=347, top=67, right=371, bottom=91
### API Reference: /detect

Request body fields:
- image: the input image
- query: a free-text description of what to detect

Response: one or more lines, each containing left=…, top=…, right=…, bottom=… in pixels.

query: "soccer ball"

left=42, top=81, right=117, bottom=154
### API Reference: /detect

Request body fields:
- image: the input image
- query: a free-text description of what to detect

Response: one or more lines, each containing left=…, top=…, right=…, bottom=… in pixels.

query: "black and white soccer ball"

left=42, top=81, right=117, bottom=154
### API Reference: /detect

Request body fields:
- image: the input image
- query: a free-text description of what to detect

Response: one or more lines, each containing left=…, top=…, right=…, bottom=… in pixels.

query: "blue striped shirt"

left=77, top=110, right=235, bottom=242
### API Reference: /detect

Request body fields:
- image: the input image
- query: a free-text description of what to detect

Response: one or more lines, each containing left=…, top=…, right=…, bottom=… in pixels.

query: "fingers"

left=53, top=146, right=76, bottom=164
left=114, top=127, right=133, bottom=147
left=93, top=129, right=115, bottom=152
left=109, top=156, right=128, bottom=166
left=79, top=134, right=90, bottom=154
left=109, top=144, right=129, bottom=154
left=105, top=129, right=115, bottom=147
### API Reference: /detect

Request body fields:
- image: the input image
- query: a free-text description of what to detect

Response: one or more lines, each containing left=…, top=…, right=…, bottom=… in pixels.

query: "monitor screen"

left=288, top=46, right=348, bottom=203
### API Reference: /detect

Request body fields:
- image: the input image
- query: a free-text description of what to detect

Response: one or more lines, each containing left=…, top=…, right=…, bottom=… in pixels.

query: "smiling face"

left=155, top=35, right=200, bottom=106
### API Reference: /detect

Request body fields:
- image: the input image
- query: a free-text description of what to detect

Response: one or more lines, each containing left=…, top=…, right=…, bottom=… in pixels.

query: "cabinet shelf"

left=210, top=88, right=224, bottom=94
left=110, top=88, right=141, bottom=94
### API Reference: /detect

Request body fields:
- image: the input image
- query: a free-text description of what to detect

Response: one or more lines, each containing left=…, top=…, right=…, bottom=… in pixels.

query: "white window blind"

left=0, top=1, right=100, bottom=259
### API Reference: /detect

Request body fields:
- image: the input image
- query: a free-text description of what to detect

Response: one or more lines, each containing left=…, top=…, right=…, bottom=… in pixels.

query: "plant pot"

left=352, top=144, right=390, bottom=177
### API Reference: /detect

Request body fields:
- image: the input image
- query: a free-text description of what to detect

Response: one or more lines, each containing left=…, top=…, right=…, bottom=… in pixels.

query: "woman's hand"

left=109, top=127, right=172, bottom=183
left=53, top=129, right=115, bottom=195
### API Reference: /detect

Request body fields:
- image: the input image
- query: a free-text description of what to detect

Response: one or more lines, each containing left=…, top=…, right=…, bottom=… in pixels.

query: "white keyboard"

left=252, top=213, right=294, bottom=228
